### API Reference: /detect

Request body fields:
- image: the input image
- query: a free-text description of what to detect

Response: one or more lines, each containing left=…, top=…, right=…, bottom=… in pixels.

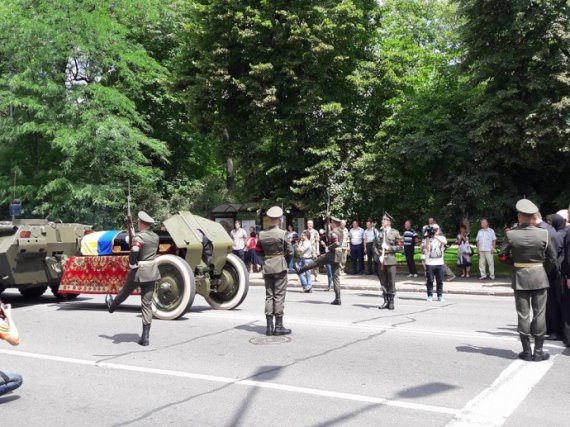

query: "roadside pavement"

left=248, top=270, right=514, bottom=296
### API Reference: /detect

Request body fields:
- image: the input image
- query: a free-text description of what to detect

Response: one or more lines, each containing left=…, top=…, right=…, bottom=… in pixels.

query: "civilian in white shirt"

left=349, top=220, right=365, bottom=275
left=230, top=220, right=248, bottom=261
left=476, top=219, right=496, bottom=280
left=424, top=225, right=448, bottom=302
left=363, top=221, right=378, bottom=275
left=296, top=231, right=313, bottom=292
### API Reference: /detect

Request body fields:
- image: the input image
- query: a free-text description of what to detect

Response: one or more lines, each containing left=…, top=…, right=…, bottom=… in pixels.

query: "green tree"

left=0, top=0, right=172, bottom=225
left=457, top=0, right=570, bottom=218
left=176, top=0, right=381, bottom=217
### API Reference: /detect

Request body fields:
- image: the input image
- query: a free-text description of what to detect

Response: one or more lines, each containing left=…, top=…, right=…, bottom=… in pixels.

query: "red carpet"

left=59, top=256, right=139, bottom=295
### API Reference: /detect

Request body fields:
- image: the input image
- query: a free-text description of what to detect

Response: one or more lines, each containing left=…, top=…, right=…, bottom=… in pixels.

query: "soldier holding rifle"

left=375, top=213, right=402, bottom=310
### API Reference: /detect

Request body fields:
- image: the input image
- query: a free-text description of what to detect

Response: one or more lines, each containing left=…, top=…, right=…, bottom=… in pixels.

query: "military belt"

left=514, top=262, right=543, bottom=268
left=265, top=253, right=284, bottom=259
left=138, top=260, right=156, bottom=266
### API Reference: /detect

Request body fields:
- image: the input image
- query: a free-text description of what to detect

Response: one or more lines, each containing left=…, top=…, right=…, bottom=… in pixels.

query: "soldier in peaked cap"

left=375, top=213, right=402, bottom=310
left=297, top=217, right=344, bottom=305
left=106, top=211, right=161, bottom=346
left=256, top=206, right=293, bottom=336
left=499, top=199, right=558, bottom=361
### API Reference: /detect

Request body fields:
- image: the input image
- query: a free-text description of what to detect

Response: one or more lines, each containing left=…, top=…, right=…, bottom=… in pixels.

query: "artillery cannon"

left=58, top=211, right=249, bottom=320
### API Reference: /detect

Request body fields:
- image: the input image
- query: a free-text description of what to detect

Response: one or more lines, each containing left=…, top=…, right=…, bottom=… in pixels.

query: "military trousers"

left=514, top=288, right=547, bottom=338
left=114, top=269, right=156, bottom=326
left=546, top=274, right=563, bottom=336
left=264, top=271, right=288, bottom=317
left=378, top=264, right=397, bottom=296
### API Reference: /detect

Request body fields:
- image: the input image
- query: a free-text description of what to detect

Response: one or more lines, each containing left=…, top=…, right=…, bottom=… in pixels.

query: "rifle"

left=380, top=228, right=386, bottom=271
left=127, top=181, right=134, bottom=248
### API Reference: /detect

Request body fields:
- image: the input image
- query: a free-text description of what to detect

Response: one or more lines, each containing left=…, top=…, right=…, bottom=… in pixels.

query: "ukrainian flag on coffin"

left=81, top=230, right=122, bottom=256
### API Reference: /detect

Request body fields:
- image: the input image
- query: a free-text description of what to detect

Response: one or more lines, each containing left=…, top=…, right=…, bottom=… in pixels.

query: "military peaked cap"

left=515, top=199, right=539, bottom=215
left=138, top=211, right=155, bottom=225
left=266, top=206, right=283, bottom=219
left=382, top=212, right=394, bottom=222
left=330, top=216, right=341, bottom=224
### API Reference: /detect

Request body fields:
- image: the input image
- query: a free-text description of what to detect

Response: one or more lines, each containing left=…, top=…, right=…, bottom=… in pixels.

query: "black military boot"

left=533, top=336, right=550, bottom=361
left=295, top=260, right=315, bottom=275
left=388, top=295, right=395, bottom=310
left=105, top=294, right=115, bottom=313
left=331, top=290, right=341, bottom=305
left=273, top=316, right=291, bottom=335
left=379, top=294, right=389, bottom=309
left=265, top=315, right=274, bottom=336
left=518, top=334, right=532, bottom=361
left=139, top=324, right=150, bottom=346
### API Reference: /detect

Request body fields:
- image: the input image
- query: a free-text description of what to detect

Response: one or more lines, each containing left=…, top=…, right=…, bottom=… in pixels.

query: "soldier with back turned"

left=256, top=206, right=293, bottom=336
left=499, top=199, right=558, bottom=361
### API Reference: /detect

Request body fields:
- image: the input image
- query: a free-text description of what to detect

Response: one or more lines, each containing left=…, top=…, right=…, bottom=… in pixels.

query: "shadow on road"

left=456, top=345, right=517, bottom=359
left=475, top=326, right=518, bottom=337
left=297, top=300, right=335, bottom=305
left=0, top=394, right=21, bottom=404
left=56, top=302, right=140, bottom=313
left=234, top=322, right=266, bottom=335
left=397, top=382, right=458, bottom=398
left=99, top=333, right=141, bottom=344
left=0, top=294, right=90, bottom=308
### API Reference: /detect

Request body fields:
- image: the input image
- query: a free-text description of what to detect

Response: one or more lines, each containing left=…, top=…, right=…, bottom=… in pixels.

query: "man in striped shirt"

left=403, top=220, right=418, bottom=277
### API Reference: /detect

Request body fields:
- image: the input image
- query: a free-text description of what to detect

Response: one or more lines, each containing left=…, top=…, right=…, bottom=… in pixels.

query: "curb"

left=247, top=279, right=514, bottom=297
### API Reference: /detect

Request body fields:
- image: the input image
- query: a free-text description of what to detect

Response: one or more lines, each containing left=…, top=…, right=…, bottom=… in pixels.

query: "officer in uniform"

left=499, top=199, right=557, bottom=361
left=297, top=217, right=344, bottom=305
left=375, top=213, right=402, bottom=310
left=256, top=206, right=293, bottom=336
left=106, top=211, right=161, bottom=346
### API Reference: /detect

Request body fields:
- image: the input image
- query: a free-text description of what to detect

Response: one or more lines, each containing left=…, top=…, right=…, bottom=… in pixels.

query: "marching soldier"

left=106, top=211, right=161, bottom=346
left=297, top=217, right=344, bottom=305
left=499, top=199, right=557, bottom=361
left=375, top=213, right=402, bottom=310
left=256, top=206, right=293, bottom=336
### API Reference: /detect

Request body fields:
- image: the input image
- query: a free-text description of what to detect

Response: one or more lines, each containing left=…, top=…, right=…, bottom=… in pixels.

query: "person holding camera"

left=424, top=225, right=448, bottom=302
left=0, top=301, right=23, bottom=397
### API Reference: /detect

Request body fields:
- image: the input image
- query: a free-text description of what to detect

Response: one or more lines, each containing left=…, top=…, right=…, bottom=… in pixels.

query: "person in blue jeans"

left=0, top=302, right=23, bottom=397
left=296, top=231, right=313, bottom=292
left=424, top=226, right=448, bottom=302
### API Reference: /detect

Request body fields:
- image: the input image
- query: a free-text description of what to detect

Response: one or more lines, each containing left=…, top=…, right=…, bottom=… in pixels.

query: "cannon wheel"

left=153, top=255, right=196, bottom=320
left=204, top=253, right=249, bottom=310
left=19, top=286, right=48, bottom=298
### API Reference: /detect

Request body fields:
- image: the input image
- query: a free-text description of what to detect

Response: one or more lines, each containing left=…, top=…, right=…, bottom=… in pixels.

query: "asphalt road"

left=0, top=286, right=568, bottom=426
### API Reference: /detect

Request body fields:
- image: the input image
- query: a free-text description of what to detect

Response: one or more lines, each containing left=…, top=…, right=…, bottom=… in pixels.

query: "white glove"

left=129, top=263, right=139, bottom=270
left=379, top=255, right=385, bottom=264
left=382, top=242, right=390, bottom=250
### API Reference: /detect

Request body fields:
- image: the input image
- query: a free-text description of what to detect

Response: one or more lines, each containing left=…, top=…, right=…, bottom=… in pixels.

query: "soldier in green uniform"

left=106, top=211, right=161, bottom=346
left=256, top=206, right=293, bottom=336
left=499, top=199, right=558, bottom=361
left=296, top=217, right=344, bottom=305
left=375, top=213, right=402, bottom=310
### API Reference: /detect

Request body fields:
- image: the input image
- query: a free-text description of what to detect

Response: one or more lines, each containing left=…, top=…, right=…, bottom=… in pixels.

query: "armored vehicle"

left=0, top=219, right=92, bottom=298
left=59, top=211, right=250, bottom=320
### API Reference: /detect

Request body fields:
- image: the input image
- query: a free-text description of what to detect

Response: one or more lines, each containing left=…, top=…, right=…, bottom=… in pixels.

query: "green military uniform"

left=257, top=206, right=293, bottom=336
left=106, top=211, right=161, bottom=346
left=298, top=218, right=344, bottom=305
left=375, top=214, right=402, bottom=310
left=499, top=199, right=557, bottom=361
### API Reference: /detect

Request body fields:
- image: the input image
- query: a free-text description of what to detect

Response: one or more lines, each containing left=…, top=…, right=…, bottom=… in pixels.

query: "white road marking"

left=0, top=348, right=458, bottom=416
left=446, top=350, right=561, bottom=426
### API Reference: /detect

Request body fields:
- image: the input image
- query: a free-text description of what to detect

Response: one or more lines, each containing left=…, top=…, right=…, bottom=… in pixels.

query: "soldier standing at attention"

left=106, top=211, right=161, bottom=346
left=296, top=217, right=344, bottom=305
left=375, top=213, right=402, bottom=310
left=499, top=199, right=557, bottom=361
left=256, top=206, right=293, bottom=336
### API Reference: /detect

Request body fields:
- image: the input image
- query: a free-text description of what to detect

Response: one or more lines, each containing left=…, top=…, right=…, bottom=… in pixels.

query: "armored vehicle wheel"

left=153, top=255, right=196, bottom=320
left=204, top=253, right=249, bottom=310
left=19, top=286, right=48, bottom=298
left=50, top=285, right=80, bottom=300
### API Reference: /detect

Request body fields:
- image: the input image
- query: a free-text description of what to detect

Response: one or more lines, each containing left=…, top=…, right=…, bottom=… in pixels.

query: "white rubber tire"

left=204, top=253, right=249, bottom=310
left=153, top=255, right=196, bottom=320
